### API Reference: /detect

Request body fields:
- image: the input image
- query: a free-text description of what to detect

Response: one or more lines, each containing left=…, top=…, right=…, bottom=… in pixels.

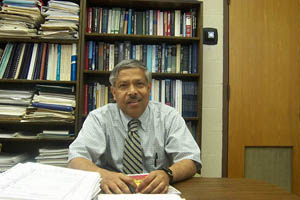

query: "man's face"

left=111, top=68, right=151, bottom=119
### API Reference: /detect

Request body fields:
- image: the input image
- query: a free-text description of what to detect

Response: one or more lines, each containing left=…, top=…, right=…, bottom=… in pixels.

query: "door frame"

left=222, top=0, right=229, bottom=177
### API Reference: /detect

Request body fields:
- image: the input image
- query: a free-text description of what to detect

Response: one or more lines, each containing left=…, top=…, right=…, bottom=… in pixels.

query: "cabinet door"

left=228, top=0, right=300, bottom=195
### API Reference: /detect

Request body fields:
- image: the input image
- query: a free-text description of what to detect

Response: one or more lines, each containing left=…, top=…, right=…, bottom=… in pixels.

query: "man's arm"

left=136, top=159, right=197, bottom=194
left=68, top=157, right=137, bottom=194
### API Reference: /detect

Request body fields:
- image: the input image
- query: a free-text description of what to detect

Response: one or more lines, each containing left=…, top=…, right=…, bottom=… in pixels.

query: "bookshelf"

left=78, top=0, right=203, bottom=146
left=0, top=0, right=203, bottom=166
left=0, top=0, right=81, bottom=163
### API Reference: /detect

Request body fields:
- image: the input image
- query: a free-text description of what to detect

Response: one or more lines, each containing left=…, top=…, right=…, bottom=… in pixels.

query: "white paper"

left=98, top=194, right=182, bottom=200
left=0, top=162, right=101, bottom=200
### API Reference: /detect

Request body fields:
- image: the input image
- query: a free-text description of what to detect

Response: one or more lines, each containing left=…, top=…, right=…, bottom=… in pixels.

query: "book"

left=185, top=12, right=191, bottom=37
left=39, top=43, right=48, bottom=80
left=2, top=43, right=18, bottom=78
left=36, top=84, right=75, bottom=94
left=0, top=43, right=13, bottom=78
left=8, top=43, right=24, bottom=79
left=56, top=44, right=62, bottom=80
left=14, top=43, right=26, bottom=79
left=19, top=43, right=34, bottom=79
left=71, top=43, right=77, bottom=81
left=32, top=43, right=43, bottom=80
left=26, top=43, right=38, bottom=80
left=32, top=102, right=74, bottom=112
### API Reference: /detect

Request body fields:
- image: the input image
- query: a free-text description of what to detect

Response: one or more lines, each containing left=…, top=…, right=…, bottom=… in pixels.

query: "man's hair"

left=109, top=59, right=152, bottom=86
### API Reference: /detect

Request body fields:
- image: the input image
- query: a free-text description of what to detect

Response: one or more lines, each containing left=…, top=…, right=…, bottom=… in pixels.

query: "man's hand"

left=101, top=170, right=137, bottom=194
left=136, top=170, right=169, bottom=194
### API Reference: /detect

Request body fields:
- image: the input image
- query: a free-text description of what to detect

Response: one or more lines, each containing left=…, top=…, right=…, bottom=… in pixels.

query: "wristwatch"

left=161, top=167, right=173, bottom=184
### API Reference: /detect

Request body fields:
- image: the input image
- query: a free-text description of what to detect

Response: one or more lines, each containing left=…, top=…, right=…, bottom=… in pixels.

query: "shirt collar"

left=119, top=104, right=149, bottom=132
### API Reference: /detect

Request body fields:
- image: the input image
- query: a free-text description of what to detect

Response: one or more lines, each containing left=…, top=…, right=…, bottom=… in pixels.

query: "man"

left=68, top=59, right=201, bottom=194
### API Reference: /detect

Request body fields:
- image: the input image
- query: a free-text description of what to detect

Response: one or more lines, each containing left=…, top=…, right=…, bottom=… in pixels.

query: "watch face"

left=162, top=167, right=173, bottom=183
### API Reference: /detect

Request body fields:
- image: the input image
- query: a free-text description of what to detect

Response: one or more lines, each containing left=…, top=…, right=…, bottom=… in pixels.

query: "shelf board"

left=83, top=70, right=199, bottom=80
left=0, top=137, right=75, bottom=142
left=0, top=121, right=74, bottom=126
left=0, top=37, right=78, bottom=44
left=0, top=79, right=76, bottom=85
left=88, top=0, right=201, bottom=10
left=85, top=33, right=200, bottom=44
left=80, top=114, right=198, bottom=121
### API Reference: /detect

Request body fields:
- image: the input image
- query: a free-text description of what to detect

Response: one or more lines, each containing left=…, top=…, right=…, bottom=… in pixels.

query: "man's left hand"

left=136, top=170, right=169, bottom=194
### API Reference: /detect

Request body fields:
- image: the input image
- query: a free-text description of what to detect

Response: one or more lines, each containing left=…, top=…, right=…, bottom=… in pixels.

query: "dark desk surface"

left=173, top=177, right=300, bottom=200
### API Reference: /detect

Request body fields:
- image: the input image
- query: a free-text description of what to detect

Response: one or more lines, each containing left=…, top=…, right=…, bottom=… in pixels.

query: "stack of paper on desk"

left=0, top=162, right=101, bottom=200
left=0, top=152, right=30, bottom=172
left=98, top=194, right=183, bottom=200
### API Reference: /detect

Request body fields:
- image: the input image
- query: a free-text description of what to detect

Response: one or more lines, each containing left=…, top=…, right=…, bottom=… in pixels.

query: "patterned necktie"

left=123, top=119, right=143, bottom=174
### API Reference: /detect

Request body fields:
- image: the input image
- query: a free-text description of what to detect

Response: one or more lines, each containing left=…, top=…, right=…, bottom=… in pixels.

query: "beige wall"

left=200, top=0, right=223, bottom=177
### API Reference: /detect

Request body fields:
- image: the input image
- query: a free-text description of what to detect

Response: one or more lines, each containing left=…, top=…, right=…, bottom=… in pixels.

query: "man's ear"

left=110, top=86, right=117, bottom=101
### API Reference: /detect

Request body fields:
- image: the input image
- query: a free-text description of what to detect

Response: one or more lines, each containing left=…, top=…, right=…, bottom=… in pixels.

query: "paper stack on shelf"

left=0, top=0, right=44, bottom=38
left=35, top=146, right=69, bottom=167
left=37, top=129, right=74, bottom=139
left=0, top=130, right=38, bottom=139
left=0, top=152, right=30, bottom=172
left=40, top=0, right=80, bottom=39
left=0, top=162, right=101, bottom=200
left=0, top=89, right=34, bottom=121
left=22, top=85, right=75, bottom=123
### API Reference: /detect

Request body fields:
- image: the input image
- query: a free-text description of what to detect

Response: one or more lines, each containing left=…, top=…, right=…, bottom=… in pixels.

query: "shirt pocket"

left=144, top=152, right=168, bottom=172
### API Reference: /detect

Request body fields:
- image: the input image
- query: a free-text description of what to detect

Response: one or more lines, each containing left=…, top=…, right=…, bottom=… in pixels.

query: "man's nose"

left=128, top=84, right=137, bottom=94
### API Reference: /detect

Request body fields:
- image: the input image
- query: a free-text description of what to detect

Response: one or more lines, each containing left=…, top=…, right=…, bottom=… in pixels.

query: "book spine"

left=71, top=43, right=77, bottom=81
left=127, top=9, right=132, bottom=34
left=32, top=102, right=73, bottom=112
left=56, top=44, right=61, bottom=81
left=87, top=7, right=92, bottom=33
left=39, top=43, right=48, bottom=80
left=185, top=12, right=191, bottom=37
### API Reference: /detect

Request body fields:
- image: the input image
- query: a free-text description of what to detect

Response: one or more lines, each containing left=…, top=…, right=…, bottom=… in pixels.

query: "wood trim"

left=222, top=0, right=229, bottom=177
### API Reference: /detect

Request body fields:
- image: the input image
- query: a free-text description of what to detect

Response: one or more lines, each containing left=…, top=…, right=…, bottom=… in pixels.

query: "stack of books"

left=0, top=152, right=30, bottom=172
left=35, top=146, right=69, bottom=167
left=0, top=89, right=34, bottom=121
left=22, top=85, right=75, bottom=123
left=38, top=129, right=74, bottom=139
left=0, top=0, right=44, bottom=38
left=40, top=0, right=80, bottom=39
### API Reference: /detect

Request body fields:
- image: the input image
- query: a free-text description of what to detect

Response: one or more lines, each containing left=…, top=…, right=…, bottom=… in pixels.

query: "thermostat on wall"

left=203, top=28, right=218, bottom=45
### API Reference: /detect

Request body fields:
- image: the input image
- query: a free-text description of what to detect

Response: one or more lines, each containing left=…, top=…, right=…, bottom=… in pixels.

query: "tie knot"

left=128, top=119, right=139, bottom=132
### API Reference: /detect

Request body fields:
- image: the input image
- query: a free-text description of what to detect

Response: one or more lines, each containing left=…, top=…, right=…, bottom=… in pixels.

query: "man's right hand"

left=68, top=158, right=136, bottom=194
left=100, top=170, right=137, bottom=194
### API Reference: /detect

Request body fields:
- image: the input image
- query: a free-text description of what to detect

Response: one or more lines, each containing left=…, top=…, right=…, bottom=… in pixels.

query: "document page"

left=0, top=162, right=101, bottom=200
left=98, top=194, right=182, bottom=200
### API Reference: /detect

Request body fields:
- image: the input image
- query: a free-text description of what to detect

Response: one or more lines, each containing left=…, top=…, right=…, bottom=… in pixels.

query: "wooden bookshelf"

left=78, top=0, right=203, bottom=146
left=0, top=0, right=203, bottom=161
left=0, top=0, right=81, bottom=160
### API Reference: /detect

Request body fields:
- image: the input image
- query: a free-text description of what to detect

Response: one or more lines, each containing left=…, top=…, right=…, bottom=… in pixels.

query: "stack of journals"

left=0, top=162, right=101, bottom=200
left=0, top=89, right=34, bottom=121
left=0, top=0, right=44, bottom=38
left=38, top=129, right=73, bottom=139
left=0, top=152, right=30, bottom=172
left=22, top=85, right=75, bottom=122
left=40, top=0, right=80, bottom=39
left=35, top=147, right=69, bottom=167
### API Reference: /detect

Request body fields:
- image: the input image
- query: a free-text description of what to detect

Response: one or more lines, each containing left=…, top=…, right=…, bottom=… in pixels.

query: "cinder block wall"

left=200, top=0, right=223, bottom=177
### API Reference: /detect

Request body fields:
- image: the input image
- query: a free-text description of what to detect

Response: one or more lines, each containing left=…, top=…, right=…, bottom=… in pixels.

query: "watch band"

left=161, top=167, right=173, bottom=184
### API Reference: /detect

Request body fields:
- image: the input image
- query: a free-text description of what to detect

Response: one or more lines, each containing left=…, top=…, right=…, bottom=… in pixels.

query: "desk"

left=173, top=178, right=300, bottom=200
